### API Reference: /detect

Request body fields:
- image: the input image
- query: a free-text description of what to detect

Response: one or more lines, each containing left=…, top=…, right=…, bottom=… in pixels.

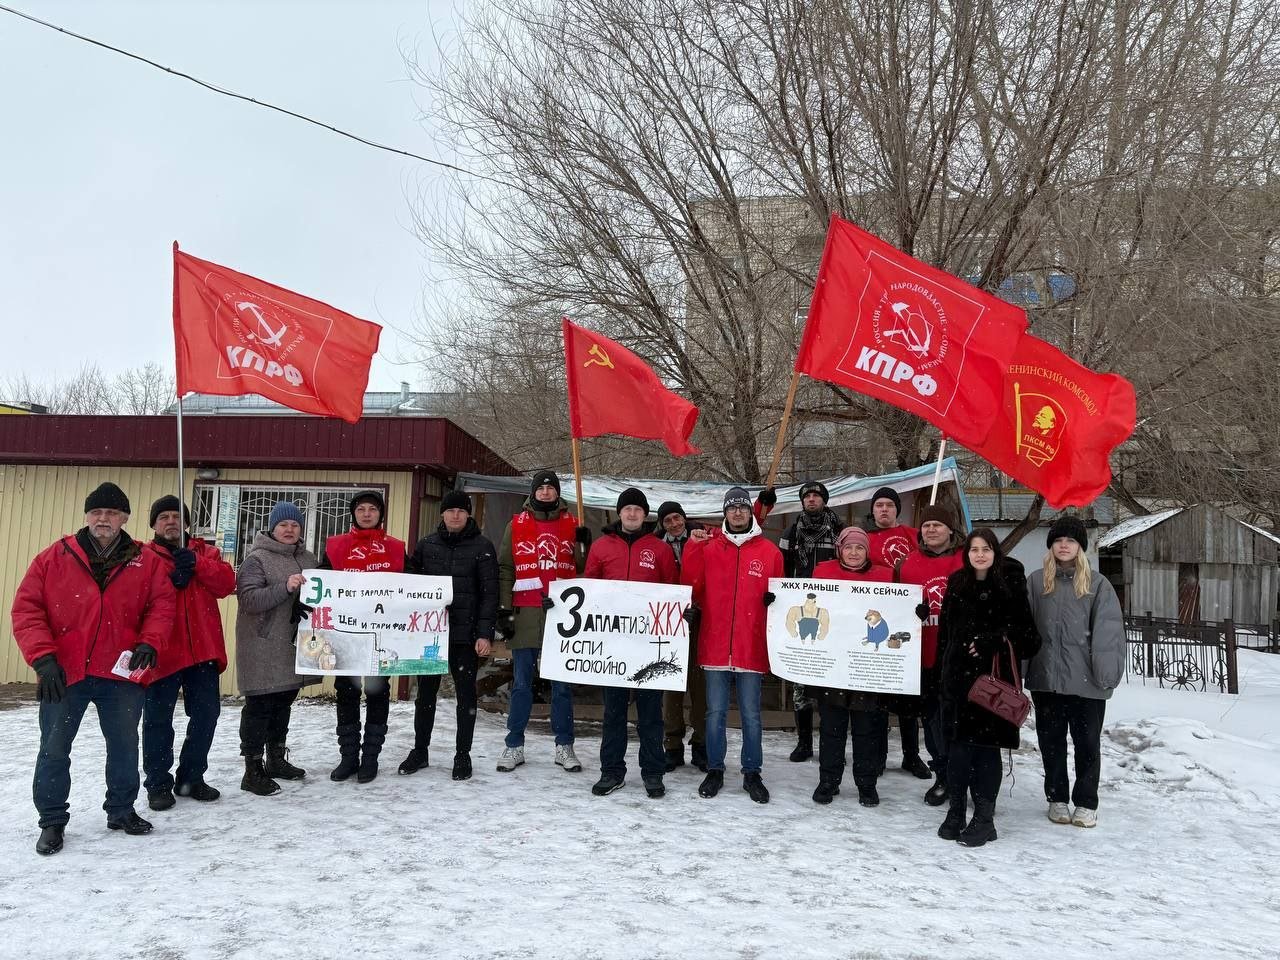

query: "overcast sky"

left=0, top=0, right=460, bottom=394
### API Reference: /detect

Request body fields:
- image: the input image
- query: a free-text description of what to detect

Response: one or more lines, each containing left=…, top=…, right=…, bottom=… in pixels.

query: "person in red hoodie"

left=320, top=490, right=410, bottom=784
left=894, top=503, right=965, bottom=806
left=680, top=486, right=783, bottom=804
left=810, top=526, right=895, bottom=807
left=582, top=488, right=678, bottom=799
left=11, top=482, right=176, bottom=856
left=142, top=496, right=237, bottom=812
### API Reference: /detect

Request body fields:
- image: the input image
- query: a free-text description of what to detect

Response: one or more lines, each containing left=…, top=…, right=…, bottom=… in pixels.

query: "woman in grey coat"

left=235, top=501, right=318, bottom=796
left=1025, top=517, right=1125, bottom=829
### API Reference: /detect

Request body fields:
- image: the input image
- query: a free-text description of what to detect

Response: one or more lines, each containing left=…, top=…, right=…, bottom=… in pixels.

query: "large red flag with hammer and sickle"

left=172, top=244, right=382, bottom=423
left=562, top=317, right=700, bottom=456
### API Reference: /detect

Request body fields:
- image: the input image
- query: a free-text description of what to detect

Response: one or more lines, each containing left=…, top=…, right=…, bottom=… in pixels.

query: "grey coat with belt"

left=235, top=532, right=319, bottom=697
left=1025, top=565, right=1126, bottom=700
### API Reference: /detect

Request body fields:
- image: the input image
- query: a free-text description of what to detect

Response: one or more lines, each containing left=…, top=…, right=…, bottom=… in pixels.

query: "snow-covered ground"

left=3, top=654, right=1279, bottom=960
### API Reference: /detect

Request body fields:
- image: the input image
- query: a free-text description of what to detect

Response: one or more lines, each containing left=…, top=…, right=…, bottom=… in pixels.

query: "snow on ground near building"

left=2, top=655, right=1279, bottom=960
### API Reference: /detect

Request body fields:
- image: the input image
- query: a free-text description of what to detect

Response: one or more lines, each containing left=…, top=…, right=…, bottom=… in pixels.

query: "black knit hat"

left=616, top=487, right=650, bottom=515
left=349, top=490, right=386, bottom=527
left=799, top=480, right=830, bottom=504
left=441, top=490, right=472, bottom=514
left=870, top=486, right=901, bottom=515
left=657, top=501, right=686, bottom=523
left=1047, top=515, right=1088, bottom=550
left=85, top=482, right=130, bottom=515
left=919, top=504, right=955, bottom=530
left=530, top=470, right=561, bottom=500
left=723, top=486, right=752, bottom=511
left=149, top=495, right=190, bottom=528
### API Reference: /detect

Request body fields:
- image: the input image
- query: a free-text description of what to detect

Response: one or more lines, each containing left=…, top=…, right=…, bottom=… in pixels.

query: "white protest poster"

left=294, top=569, right=453, bottom=677
left=539, top=578, right=693, bottom=691
left=766, top=578, right=924, bottom=695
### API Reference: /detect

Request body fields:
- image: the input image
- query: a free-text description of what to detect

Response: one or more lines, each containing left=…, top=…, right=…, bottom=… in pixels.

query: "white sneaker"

left=496, top=746, right=525, bottom=772
left=1047, top=802, right=1072, bottom=824
left=1071, top=807, right=1098, bottom=828
left=555, top=744, right=582, bottom=772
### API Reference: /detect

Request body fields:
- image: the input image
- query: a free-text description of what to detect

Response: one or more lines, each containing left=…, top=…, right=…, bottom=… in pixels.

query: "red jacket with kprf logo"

left=583, top=525, right=677, bottom=585
left=323, top=528, right=407, bottom=573
left=868, top=524, right=917, bottom=571
left=146, top=537, right=236, bottom=676
left=896, top=547, right=964, bottom=669
left=12, top=534, right=176, bottom=687
left=680, top=524, right=783, bottom=673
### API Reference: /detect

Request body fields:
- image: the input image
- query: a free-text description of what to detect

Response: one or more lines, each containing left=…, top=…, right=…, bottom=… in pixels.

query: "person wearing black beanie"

left=149, top=495, right=190, bottom=529
left=616, top=487, right=650, bottom=516
left=530, top=470, right=561, bottom=502
left=1045, top=516, right=1088, bottom=551
left=440, top=490, right=473, bottom=515
left=85, top=482, right=131, bottom=516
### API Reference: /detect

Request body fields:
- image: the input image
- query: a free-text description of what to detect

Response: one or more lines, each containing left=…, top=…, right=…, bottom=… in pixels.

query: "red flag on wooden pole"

left=970, top=334, right=1137, bottom=508
left=794, top=215, right=1028, bottom=447
left=172, top=245, right=381, bottom=423
left=562, top=318, right=700, bottom=456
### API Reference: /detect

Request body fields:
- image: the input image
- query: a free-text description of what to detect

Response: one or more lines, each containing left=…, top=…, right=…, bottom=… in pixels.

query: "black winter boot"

left=924, top=773, right=948, bottom=806
left=857, top=784, right=880, bottom=807
left=399, top=747, right=429, bottom=776
left=958, top=798, right=998, bottom=847
left=698, top=770, right=724, bottom=798
left=330, top=722, right=362, bottom=781
left=743, top=772, right=770, bottom=804
left=148, top=788, right=176, bottom=811
left=241, top=756, right=281, bottom=796
left=938, top=796, right=967, bottom=840
left=36, top=825, right=64, bottom=856
left=264, top=743, right=306, bottom=781
left=902, top=754, right=932, bottom=779
left=357, top=723, right=387, bottom=783
left=812, top=780, right=840, bottom=805
left=107, top=810, right=154, bottom=835
left=175, top=780, right=221, bottom=802
left=451, top=753, right=472, bottom=781
left=789, top=707, right=814, bottom=762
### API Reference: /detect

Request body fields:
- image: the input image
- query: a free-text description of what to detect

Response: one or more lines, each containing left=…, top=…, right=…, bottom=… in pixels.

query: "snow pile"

left=1, top=654, right=1278, bottom=959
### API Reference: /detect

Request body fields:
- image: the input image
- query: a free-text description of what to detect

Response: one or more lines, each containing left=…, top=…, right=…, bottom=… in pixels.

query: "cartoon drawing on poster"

left=539, top=578, right=693, bottom=691
left=766, top=578, right=923, bottom=695
left=294, top=569, right=453, bottom=677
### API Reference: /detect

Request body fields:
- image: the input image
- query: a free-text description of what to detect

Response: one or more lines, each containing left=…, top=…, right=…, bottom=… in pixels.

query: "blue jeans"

left=142, top=660, right=223, bottom=792
left=704, top=670, right=763, bottom=774
left=600, top=686, right=665, bottom=780
left=34, top=675, right=145, bottom=828
left=505, top=648, right=574, bottom=747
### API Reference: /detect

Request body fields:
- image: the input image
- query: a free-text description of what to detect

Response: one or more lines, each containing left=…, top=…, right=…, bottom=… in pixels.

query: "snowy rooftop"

left=1097, top=506, right=1185, bottom=548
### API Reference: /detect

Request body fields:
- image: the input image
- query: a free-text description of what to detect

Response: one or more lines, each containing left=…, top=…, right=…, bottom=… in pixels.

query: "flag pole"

left=929, top=433, right=948, bottom=506
left=570, top=436, right=585, bottom=526
left=172, top=240, right=187, bottom=548
left=765, top=369, right=802, bottom=487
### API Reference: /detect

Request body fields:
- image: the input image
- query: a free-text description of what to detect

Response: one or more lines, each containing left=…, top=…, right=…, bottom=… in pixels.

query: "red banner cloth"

left=972, top=334, right=1137, bottom=508
left=562, top=317, right=700, bottom=456
left=795, top=215, right=1028, bottom=446
left=173, top=245, right=381, bottom=423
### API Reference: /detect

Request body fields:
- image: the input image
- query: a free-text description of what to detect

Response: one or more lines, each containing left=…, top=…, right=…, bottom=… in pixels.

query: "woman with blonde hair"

left=1025, top=517, right=1125, bottom=829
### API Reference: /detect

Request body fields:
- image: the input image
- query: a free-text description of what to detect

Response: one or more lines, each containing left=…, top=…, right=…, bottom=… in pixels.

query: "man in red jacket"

left=11, top=482, right=176, bottom=856
left=680, top=486, right=783, bottom=804
left=142, top=496, right=237, bottom=811
left=582, top=488, right=678, bottom=799
left=895, top=504, right=965, bottom=806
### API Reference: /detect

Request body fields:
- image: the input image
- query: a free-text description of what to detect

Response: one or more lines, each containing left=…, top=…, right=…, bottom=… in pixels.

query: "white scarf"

left=721, top=518, right=760, bottom=547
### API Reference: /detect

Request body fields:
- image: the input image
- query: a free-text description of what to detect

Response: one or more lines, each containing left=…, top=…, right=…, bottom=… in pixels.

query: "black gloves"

left=128, top=643, right=157, bottom=672
left=170, top=547, right=197, bottom=589
left=762, top=591, right=776, bottom=607
left=682, top=604, right=701, bottom=629
left=915, top=603, right=931, bottom=622
left=496, top=609, right=515, bottom=639
left=541, top=594, right=556, bottom=611
left=575, top=526, right=593, bottom=547
left=757, top=487, right=777, bottom=509
left=32, top=654, right=66, bottom=704
left=290, top=599, right=314, bottom=625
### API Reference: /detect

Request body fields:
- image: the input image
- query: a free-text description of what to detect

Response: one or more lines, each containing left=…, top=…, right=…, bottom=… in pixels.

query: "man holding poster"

left=582, top=488, right=678, bottom=799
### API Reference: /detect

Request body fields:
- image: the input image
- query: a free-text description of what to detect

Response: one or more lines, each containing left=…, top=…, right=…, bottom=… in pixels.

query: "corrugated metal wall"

left=1122, top=556, right=1179, bottom=617
left=1, top=464, right=414, bottom=692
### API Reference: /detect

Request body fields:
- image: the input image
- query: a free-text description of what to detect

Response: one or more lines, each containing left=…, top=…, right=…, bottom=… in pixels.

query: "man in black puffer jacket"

left=400, top=491, right=499, bottom=781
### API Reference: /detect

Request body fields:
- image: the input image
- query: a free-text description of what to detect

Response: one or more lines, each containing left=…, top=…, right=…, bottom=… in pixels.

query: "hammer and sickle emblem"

left=584, top=344, right=614, bottom=369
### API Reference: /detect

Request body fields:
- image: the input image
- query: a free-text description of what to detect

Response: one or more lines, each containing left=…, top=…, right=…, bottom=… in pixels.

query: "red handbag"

left=967, top=637, right=1031, bottom=727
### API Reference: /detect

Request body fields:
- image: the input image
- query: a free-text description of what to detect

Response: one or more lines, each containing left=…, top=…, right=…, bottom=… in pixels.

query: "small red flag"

left=795, top=215, right=1028, bottom=446
left=562, top=318, right=700, bottom=456
left=972, top=335, right=1136, bottom=508
left=172, top=245, right=381, bottom=423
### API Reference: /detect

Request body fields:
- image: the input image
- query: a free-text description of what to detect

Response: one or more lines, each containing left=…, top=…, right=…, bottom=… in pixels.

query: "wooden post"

left=765, top=369, right=802, bottom=487
left=1144, top=611, right=1156, bottom=679
left=1224, top=618, right=1239, bottom=695
left=928, top=434, right=948, bottom=506
left=570, top=436, right=586, bottom=526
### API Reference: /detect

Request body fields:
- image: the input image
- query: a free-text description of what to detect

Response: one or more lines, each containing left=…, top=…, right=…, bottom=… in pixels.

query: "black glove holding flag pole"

left=170, top=547, right=197, bottom=590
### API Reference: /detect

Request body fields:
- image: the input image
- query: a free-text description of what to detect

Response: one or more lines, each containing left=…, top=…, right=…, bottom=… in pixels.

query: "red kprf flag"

left=172, top=245, right=381, bottom=422
left=971, top=334, right=1136, bottom=508
left=795, top=215, right=1028, bottom=446
left=563, top=318, right=700, bottom=456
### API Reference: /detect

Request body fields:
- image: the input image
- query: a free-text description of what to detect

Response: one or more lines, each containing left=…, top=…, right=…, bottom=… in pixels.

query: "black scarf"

left=76, top=527, right=139, bottom=591
left=793, top=508, right=840, bottom=573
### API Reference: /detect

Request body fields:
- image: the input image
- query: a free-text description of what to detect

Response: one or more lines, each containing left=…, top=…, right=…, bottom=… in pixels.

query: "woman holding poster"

left=809, top=527, right=894, bottom=807
left=935, top=529, right=1040, bottom=847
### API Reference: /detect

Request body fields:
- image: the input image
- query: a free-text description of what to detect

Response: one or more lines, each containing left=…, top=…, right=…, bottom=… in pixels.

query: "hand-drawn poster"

left=539, top=578, right=693, bottom=691
left=766, top=578, right=924, bottom=695
left=294, top=569, right=453, bottom=677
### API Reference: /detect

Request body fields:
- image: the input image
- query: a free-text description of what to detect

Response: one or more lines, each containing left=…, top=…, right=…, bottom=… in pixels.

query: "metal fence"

left=1124, top=614, right=1277, bottom=694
